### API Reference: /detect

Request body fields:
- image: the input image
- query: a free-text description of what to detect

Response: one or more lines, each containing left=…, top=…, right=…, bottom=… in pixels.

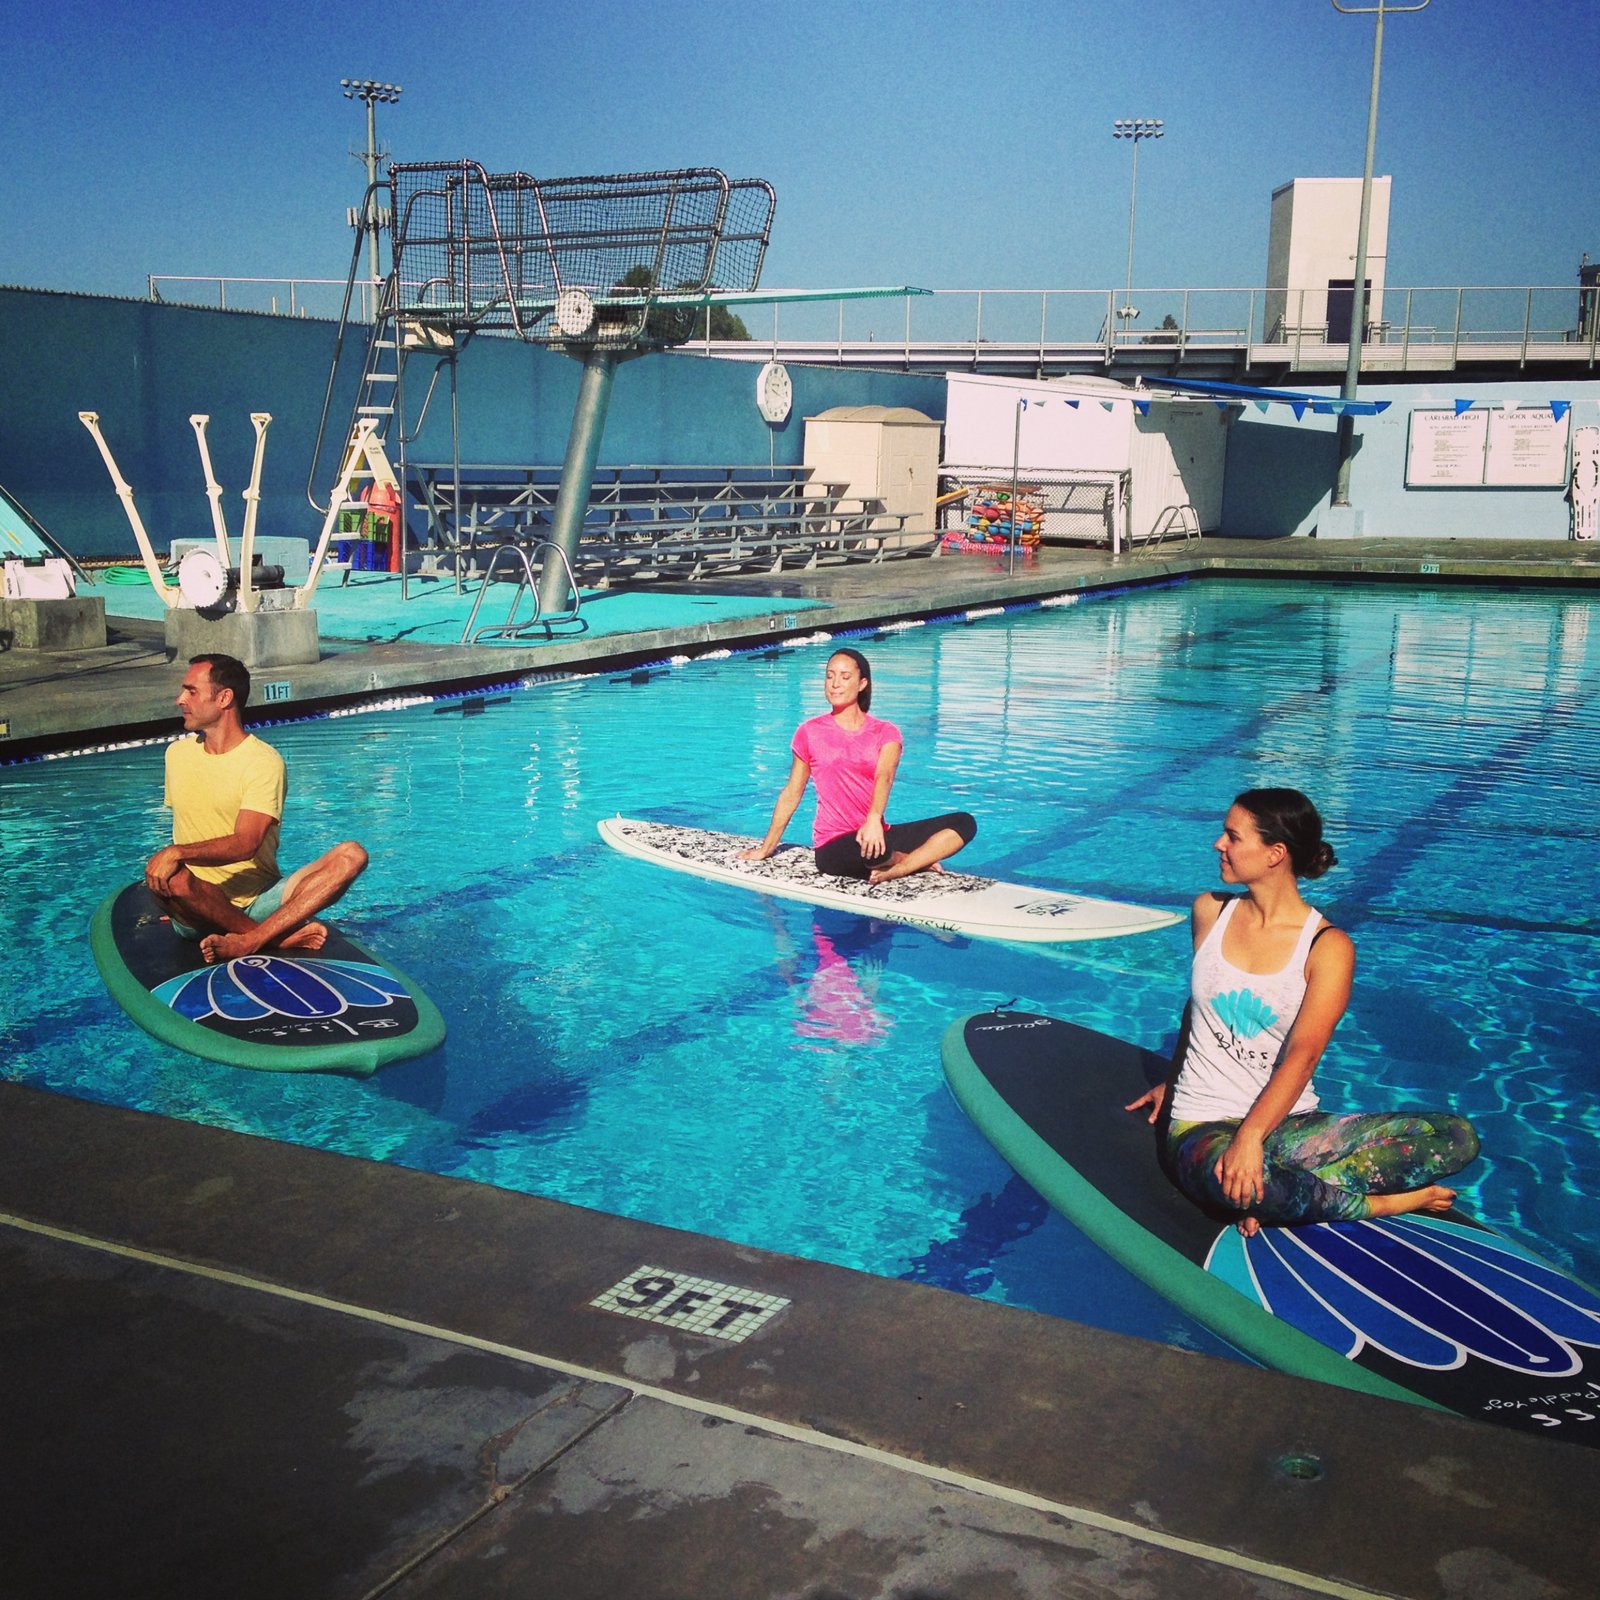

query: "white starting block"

left=3, top=557, right=77, bottom=600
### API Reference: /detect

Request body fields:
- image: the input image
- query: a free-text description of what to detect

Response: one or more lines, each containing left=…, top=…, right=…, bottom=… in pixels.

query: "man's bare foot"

left=201, top=930, right=253, bottom=963
left=1367, top=1185, right=1457, bottom=1219
left=200, top=920, right=329, bottom=964
left=1238, top=1215, right=1262, bottom=1238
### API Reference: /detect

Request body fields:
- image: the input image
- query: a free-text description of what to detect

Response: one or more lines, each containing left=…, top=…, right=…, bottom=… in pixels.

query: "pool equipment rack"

left=78, top=409, right=305, bottom=618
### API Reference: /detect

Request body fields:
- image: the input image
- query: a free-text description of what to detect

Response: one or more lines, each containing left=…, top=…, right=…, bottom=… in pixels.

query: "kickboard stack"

left=943, top=486, right=1045, bottom=554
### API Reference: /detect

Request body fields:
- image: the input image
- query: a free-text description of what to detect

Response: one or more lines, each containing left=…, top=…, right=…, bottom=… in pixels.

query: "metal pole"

left=1124, top=139, right=1140, bottom=318
left=1112, top=119, right=1163, bottom=341
left=540, top=348, right=620, bottom=615
left=1010, top=400, right=1022, bottom=578
left=342, top=80, right=403, bottom=324
left=1330, top=0, right=1430, bottom=505
left=364, top=97, right=381, bottom=298
left=450, top=354, right=463, bottom=596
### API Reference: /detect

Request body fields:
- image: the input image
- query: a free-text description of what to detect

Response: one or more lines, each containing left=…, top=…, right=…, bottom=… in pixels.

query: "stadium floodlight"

left=1112, top=119, right=1164, bottom=334
left=341, top=79, right=404, bottom=315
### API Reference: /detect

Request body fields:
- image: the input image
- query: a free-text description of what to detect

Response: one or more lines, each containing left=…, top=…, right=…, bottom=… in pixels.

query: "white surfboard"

left=598, top=817, right=1184, bottom=943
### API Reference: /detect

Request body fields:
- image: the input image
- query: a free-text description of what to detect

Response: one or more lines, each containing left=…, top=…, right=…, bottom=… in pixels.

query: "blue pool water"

left=5, top=578, right=1599, bottom=1357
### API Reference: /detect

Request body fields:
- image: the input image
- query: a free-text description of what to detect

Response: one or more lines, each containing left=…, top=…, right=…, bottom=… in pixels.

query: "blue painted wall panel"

left=1222, top=380, right=1600, bottom=541
left=0, top=287, right=946, bottom=557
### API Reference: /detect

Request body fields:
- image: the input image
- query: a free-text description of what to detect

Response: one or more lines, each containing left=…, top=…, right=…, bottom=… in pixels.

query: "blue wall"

left=0, top=287, right=946, bottom=557
left=20, top=284, right=1583, bottom=554
left=1222, top=379, right=1600, bottom=540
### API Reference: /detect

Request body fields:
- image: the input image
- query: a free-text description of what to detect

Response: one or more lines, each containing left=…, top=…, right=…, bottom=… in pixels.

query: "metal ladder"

left=1136, top=502, right=1201, bottom=554
left=461, top=541, right=585, bottom=643
left=307, top=211, right=466, bottom=597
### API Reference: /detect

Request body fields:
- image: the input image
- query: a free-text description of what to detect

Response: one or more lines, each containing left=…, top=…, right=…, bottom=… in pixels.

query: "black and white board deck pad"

left=599, top=817, right=1182, bottom=943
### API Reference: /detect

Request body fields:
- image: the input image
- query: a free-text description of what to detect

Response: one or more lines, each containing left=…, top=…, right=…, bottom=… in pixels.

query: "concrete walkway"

left=5, top=1084, right=1596, bottom=1600
left=4, top=535, right=1599, bottom=1597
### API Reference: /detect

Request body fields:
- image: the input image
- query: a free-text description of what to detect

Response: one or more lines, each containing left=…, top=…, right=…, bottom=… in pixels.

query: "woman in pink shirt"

left=740, top=648, right=976, bottom=883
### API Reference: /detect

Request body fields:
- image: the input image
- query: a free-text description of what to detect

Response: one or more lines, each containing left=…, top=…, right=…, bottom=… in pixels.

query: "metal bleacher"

left=409, top=462, right=940, bottom=588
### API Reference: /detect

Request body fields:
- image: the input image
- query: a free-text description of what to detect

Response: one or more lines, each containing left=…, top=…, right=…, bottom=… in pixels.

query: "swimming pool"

left=5, top=578, right=1598, bottom=1358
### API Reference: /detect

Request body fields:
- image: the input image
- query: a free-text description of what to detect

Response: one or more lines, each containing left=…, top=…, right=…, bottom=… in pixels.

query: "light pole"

left=1329, top=0, right=1429, bottom=506
left=341, top=78, right=403, bottom=318
left=1112, top=118, right=1163, bottom=336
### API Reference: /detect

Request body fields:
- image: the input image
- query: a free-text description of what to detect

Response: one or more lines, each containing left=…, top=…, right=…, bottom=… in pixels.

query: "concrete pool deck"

left=4, top=534, right=1600, bottom=1597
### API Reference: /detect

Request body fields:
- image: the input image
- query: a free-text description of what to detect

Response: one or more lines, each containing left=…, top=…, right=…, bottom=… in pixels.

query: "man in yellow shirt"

left=144, top=654, right=368, bottom=963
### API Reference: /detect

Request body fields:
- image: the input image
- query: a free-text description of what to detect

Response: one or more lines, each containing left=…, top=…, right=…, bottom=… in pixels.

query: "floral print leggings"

left=1164, top=1111, right=1480, bottom=1224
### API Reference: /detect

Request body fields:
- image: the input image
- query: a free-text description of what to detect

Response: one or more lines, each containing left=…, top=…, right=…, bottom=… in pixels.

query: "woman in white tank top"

left=1127, top=789, right=1479, bottom=1235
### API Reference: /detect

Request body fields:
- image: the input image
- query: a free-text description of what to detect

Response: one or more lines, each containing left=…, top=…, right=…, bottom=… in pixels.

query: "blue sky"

left=6, top=0, right=1595, bottom=308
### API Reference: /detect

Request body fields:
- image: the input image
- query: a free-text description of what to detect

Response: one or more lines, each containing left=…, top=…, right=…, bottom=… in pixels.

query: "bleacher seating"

left=406, top=464, right=941, bottom=586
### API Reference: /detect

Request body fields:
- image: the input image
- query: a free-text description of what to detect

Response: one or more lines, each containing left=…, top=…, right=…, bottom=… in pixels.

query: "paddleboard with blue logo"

left=91, top=884, right=445, bottom=1076
left=943, top=1009, right=1600, bottom=1447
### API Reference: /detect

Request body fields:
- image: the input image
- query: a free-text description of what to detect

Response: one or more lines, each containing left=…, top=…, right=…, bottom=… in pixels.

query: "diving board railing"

left=309, top=161, right=783, bottom=617
left=386, top=163, right=776, bottom=347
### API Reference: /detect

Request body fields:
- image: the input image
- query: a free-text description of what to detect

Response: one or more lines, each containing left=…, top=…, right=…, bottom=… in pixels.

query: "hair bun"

left=1305, top=841, right=1337, bottom=880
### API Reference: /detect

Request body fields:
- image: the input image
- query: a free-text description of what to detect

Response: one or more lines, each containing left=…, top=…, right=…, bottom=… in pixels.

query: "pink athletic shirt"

left=792, top=712, right=902, bottom=847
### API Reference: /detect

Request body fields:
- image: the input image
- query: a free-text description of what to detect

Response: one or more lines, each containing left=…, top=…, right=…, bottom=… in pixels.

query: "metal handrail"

left=1135, top=503, right=1201, bottom=554
left=460, top=540, right=583, bottom=644
left=145, top=275, right=1600, bottom=371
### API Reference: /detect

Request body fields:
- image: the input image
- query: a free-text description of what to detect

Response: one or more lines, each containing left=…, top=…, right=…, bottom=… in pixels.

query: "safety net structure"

left=387, top=162, right=775, bottom=348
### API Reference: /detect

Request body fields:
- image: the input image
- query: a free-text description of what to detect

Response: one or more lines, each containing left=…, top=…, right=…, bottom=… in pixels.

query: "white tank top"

left=1168, top=896, right=1324, bottom=1123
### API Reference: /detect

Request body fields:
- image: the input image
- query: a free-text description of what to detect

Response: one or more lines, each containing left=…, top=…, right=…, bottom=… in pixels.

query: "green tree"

left=696, top=304, right=751, bottom=341
left=608, top=265, right=749, bottom=345
left=1146, top=313, right=1181, bottom=346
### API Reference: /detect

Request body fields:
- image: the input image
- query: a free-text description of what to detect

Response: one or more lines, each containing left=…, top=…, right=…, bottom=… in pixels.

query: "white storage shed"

left=802, top=405, right=941, bottom=536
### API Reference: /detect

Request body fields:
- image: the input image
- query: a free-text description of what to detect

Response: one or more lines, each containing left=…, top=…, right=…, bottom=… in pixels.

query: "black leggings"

left=814, top=812, right=977, bottom=880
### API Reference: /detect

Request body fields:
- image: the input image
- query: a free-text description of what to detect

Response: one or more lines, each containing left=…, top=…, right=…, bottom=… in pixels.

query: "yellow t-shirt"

left=164, top=733, right=285, bottom=905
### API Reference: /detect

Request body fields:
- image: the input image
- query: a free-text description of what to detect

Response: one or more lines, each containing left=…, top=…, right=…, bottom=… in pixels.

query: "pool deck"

left=5, top=535, right=1600, bottom=1598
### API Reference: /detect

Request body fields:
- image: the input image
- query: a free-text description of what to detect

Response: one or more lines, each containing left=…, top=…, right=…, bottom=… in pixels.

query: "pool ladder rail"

left=1133, top=502, right=1201, bottom=555
left=461, top=541, right=586, bottom=643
